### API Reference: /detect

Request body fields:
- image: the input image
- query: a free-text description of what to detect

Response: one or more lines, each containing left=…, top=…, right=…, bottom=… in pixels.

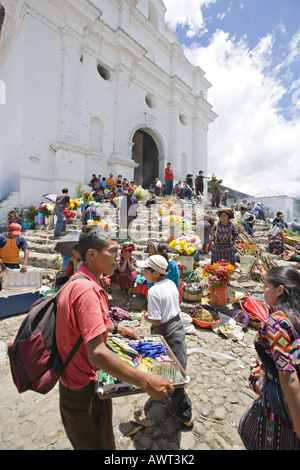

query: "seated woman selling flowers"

left=211, top=208, right=238, bottom=265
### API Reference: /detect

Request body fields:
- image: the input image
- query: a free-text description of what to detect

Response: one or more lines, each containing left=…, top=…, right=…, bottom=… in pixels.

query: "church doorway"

left=132, top=130, right=159, bottom=188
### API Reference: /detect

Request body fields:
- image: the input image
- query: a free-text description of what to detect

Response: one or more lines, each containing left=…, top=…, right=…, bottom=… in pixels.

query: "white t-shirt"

left=147, top=279, right=180, bottom=324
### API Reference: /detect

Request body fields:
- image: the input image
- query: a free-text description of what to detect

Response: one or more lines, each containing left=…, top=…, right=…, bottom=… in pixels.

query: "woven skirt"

left=211, top=244, right=235, bottom=265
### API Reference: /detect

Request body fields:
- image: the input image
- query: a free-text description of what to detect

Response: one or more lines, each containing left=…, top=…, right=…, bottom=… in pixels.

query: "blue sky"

left=164, top=0, right=300, bottom=198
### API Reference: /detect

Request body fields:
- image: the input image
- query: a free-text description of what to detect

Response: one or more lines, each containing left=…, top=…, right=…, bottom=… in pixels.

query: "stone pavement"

left=0, top=305, right=259, bottom=450
left=0, top=201, right=286, bottom=450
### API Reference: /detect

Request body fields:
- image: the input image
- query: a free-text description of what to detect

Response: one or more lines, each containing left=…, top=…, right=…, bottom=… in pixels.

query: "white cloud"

left=164, top=0, right=217, bottom=37
left=164, top=2, right=300, bottom=198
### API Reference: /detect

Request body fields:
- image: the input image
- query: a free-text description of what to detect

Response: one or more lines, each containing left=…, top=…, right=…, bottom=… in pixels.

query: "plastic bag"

left=212, top=313, right=244, bottom=341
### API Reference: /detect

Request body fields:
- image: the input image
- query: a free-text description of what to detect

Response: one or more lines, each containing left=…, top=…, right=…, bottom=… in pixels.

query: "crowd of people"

left=1, top=165, right=300, bottom=451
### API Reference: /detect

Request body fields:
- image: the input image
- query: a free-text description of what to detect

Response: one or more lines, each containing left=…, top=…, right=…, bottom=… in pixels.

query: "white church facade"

left=0, top=0, right=217, bottom=207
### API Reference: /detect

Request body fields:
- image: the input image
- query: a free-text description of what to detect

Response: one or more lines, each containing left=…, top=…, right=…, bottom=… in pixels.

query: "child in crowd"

left=138, top=254, right=193, bottom=427
left=65, top=245, right=82, bottom=278
left=112, top=241, right=137, bottom=300
left=157, top=242, right=179, bottom=288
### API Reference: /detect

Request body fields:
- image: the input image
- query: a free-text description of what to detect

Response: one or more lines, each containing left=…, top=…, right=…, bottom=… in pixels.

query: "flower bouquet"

left=63, top=208, right=76, bottom=223
left=250, top=260, right=265, bottom=284
left=202, top=260, right=237, bottom=290
left=87, top=220, right=111, bottom=231
left=82, top=192, right=93, bottom=203
left=35, top=203, right=52, bottom=218
left=236, top=241, right=259, bottom=256
left=69, top=199, right=81, bottom=210
left=133, top=186, right=150, bottom=201
left=169, top=235, right=201, bottom=256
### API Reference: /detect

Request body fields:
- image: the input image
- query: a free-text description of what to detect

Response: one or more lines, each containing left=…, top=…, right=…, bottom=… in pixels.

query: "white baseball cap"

left=137, top=255, right=168, bottom=275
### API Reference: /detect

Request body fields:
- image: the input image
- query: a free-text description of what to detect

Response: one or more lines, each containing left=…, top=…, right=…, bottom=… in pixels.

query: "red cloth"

left=165, top=167, right=173, bottom=180
left=56, top=265, right=113, bottom=388
left=136, top=283, right=149, bottom=295
left=112, top=271, right=137, bottom=291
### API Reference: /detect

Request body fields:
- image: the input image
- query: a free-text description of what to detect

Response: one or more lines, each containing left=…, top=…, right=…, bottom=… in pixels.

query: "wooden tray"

left=96, top=335, right=190, bottom=399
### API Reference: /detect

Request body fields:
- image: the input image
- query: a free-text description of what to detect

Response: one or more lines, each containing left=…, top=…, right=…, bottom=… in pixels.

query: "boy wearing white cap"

left=138, top=254, right=193, bottom=427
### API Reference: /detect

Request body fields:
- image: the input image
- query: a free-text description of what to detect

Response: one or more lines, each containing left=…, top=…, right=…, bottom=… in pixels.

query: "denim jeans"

left=54, top=209, right=66, bottom=236
left=166, top=180, right=173, bottom=196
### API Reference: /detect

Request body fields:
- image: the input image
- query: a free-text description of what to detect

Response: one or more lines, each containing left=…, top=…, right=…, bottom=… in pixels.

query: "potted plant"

left=22, top=205, right=38, bottom=229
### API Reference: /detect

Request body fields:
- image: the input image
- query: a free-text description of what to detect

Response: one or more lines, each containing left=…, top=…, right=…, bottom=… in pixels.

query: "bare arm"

left=143, top=312, right=162, bottom=326
left=85, top=334, right=174, bottom=400
left=279, top=370, right=300, bottom=439
left=20, top=250, right=29, bottom=273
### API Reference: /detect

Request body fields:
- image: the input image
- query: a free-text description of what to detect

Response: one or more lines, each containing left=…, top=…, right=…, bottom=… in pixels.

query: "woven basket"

left=182, top=290, right=202, bottom=301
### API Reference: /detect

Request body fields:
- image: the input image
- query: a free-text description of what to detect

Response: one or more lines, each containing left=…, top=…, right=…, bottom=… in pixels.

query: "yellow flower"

left=169, top=240, right=177, bottom=249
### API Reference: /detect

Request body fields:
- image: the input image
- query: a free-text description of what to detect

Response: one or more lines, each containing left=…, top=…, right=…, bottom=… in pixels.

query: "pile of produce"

left=187, top=304, right=219, bottom=323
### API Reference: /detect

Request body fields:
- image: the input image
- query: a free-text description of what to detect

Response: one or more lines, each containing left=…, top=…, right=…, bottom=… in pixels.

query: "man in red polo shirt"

left=56, top=226, right=174, bottom=450
left=165, top=162, right=173, bottom=196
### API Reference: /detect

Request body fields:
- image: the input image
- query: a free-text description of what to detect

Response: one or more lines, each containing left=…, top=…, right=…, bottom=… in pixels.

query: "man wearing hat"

left=210, top=174, right=223, bottom=208
left=137, top=254, right=194, bottom=428
left=0, top=223, right=29, bottom=273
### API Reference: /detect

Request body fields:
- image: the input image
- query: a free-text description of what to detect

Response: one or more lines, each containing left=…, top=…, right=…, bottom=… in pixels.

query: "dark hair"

left=265, top=266, right=300, bottom=319
left=276, top=211, right=283, bottom=217
left=158, top=242, right=170, bottom=256
left=62, top=188, right=68, bottom=193
left=157, top=243, right=170, bottom=273
left=78, top=226, right=111, bottom=261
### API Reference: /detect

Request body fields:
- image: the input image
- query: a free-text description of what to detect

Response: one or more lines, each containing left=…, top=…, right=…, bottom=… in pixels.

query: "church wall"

left=0, top=0, right=217, bottom=206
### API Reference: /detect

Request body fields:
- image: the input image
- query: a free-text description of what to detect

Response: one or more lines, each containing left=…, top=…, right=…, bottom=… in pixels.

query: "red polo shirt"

left=165, top=167, right=173, bottom=180
left=56, top=265, right=113, bottom=388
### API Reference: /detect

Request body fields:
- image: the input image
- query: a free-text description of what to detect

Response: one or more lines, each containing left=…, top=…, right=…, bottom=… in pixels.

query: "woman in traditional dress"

left=210, top=208, right=238, bottom=265
left=238, top=266, right=300, bottom=449
left=112, top=241, right=137, bottom=298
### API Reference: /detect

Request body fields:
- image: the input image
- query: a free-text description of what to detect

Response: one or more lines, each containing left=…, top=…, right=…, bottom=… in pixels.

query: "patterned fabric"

left=211, top=222, right=238, bottom=246
left=256, top=313, right=300, bottom=373
left=238, top=312, right=300, bottom=450
left=117, top=255, right=136, bottom=271
left=211, top=222, right=238, bottom=264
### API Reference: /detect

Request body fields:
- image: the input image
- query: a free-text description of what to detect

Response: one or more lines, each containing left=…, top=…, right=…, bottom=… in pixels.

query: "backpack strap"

left=57, top=273, right=90, bottom=369
left=63, top=335, right=83, bottom=370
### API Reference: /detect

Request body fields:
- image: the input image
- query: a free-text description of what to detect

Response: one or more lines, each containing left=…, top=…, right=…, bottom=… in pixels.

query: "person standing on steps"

left=51, top=188, right=70, bottom=239
left=165, top=162, right=174, bottom=196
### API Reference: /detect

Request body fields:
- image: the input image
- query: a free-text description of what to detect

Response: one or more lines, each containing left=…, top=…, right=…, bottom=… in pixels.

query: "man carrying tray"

left=138, top=254, right=194, bottom=428
left=56, top=225, right=174, bottom=450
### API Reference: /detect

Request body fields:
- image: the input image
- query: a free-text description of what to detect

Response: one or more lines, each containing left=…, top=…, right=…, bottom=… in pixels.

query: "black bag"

left=7, top=275, right=87, bottom=394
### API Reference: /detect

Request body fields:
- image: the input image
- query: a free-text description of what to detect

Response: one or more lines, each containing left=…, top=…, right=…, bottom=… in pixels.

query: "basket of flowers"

left=169, top=235, right=202, bottom=273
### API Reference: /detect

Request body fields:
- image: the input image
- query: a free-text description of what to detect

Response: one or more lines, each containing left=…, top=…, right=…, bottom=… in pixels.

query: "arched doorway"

left=132, top=130, right=159, bottom=188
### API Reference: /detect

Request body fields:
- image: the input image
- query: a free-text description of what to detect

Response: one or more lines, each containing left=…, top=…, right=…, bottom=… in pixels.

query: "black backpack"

left=7, top=275, right=87, bottom=394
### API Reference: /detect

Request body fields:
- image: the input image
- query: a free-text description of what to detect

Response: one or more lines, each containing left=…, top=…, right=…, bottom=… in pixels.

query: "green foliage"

left=23, top=205, right=38, bottom=222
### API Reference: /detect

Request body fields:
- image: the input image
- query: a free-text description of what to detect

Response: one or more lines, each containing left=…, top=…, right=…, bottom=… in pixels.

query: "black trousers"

left=153, top=315, right=192, bottom=421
